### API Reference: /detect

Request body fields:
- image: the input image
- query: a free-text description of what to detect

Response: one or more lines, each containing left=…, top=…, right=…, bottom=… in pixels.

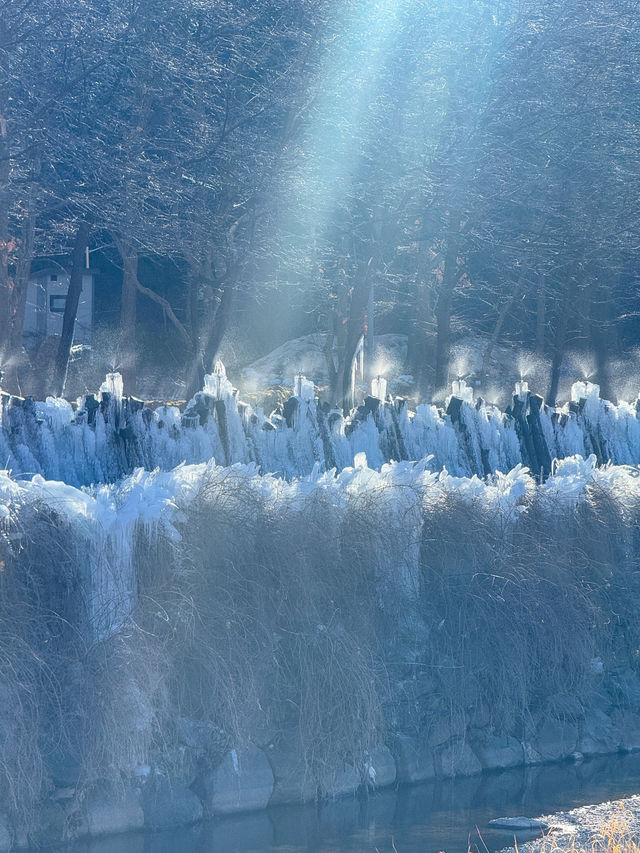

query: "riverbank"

left=3, top=456, right=640, bottom=847
left=499, top=794, right=640, bottom=853
left=16, top=755, right=640, bottom=853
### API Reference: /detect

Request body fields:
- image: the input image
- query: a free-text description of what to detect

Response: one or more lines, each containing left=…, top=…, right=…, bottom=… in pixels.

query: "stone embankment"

left=4, top=706, right=640, bottom=851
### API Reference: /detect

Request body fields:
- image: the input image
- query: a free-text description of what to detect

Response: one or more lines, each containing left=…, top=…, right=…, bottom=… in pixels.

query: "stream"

left=46, top=752, right=640, bottom=853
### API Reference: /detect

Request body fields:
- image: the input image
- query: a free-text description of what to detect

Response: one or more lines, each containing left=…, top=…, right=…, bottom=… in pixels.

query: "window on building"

left=49, top=295, right=66, bottom=313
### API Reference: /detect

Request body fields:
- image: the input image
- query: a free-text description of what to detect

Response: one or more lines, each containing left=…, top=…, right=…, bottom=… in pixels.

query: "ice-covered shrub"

left=1, top=456, right=640, bottom=836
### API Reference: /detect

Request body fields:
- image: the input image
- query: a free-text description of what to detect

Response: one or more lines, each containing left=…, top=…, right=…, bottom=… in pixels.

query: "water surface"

left=50, top=753, right=640, bottom=853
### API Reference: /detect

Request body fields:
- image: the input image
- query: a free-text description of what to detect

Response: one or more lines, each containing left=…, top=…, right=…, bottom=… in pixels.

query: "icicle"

left=451, top=378, right=473, bottom=403
left=100, top=372, right=124, bottom=399
left=294, top=374, right=315, bottom=402
left=204, top=360, right=234, bottom=399
left=371, top=375, right=387, bottom=400
left=571, top=381, right=600, bottom=403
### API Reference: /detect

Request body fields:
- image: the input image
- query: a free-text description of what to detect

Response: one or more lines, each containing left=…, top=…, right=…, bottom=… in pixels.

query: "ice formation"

left=2, top=371, right=640, bottom=486
left=3, top=450, right=639, bottom=642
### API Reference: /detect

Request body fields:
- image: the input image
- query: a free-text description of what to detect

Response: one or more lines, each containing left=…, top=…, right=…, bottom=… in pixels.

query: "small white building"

left=23, top=267, right=94, bottom=351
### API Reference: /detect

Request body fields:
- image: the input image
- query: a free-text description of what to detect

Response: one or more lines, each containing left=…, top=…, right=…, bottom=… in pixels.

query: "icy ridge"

left=1, top=369, right=639, bottom=486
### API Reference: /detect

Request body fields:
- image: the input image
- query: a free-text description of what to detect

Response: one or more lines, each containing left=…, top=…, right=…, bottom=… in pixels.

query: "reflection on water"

left=49, top=753, right=640, bottom=853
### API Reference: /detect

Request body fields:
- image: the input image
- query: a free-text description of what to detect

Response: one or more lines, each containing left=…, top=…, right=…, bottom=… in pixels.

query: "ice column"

left=451, top=379, right=473, bottom=403
left=371, top=375, right=387, bottom=400
left=100, top=372, right=124, bottom=398
left=204, top=360, right=233, bottom=399
left=294, top=373, right=315, bottom=401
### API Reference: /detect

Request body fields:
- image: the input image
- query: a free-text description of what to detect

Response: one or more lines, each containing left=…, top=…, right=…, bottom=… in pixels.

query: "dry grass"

left=524, top=808, right=640, bottom=853
left=2, top=466, right=640, bottom=836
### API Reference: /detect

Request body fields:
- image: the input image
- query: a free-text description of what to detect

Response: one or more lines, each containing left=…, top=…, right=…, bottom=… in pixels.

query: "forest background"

left=1, top=0, right=639, bottom=407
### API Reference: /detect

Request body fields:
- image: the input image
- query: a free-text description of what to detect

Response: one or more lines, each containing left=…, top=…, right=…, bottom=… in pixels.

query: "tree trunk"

left=8, top=200, right=36, bottom=356
left=535, top=274, right=546, bottom=357
left=0, top=105, right=9, bottom=361
left=116, top=239, right=138, bottom=395
left=406, top=270, right=436, bottom=400
left=53, top=222, right=90, bottom=396
left=481, top=268, right=526, bottom=381
left=547, top=275, right=576, bottom=406
left=590, top=279, right=614, bottom=402
left=340, top=259, right=374, bottom=412
left=434, top=216, right=461, bottom=393
left=185, top=275, right=236, bottom=401
left=324, top=309, right=340, bottom=403
left=364, top=279, right=374, bottom=386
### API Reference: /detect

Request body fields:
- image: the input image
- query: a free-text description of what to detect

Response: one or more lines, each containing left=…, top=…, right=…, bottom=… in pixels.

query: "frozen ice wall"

left=5, top=452, right=639, bottom=642
left=3, top=371, right=640, bottom=487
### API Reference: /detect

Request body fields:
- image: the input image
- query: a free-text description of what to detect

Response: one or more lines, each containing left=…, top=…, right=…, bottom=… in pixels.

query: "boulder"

left=365, top=746, right=397, bottom=789
left=84, top=786, right=144, bottom=836
left=489, top=817, right=549, bottom=831
left=176, top=717, right=228, bottom=754
left=265, top=741, right=317, bottom=805
left=471, top=732, right=524, bottom=770
left=612, top=709, right=640, bottom=751
left=0, top=817, right=11, bottom=853
left=434, top=739, right=482, bottom=778
left=389, top=734, right=436, bottom=783
left=153, top=743, right=199, bottom=788
left=606, top=668, right=640, bottom=710
left=535, top=718, right=579, bottom=762
left=29, top=802, right=67, bottom=847
left=46, top=746, right=82, bottom=788
left=320, top=762, right=360, bottom=798
left=142, top=780, right=203, bottom=830
left=579, top=709, right=621, bottom=756
left=200, top=744, right=274, bottom=815
left=426, top=714, right=467, bottom=748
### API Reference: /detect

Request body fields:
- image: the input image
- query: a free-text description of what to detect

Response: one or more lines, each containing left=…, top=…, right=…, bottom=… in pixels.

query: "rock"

left=489, top=816, right=549, bottom=831
left=153, top=743, right=199, bottom=787
left=0, top=817, right=11, bottom=853
left=522, top=741, right=543, bottom=765
left=84, top=786, right=144, bottom=836
left=607, top=668, right=640, bottom=710
left=321, top=762, right=360, bottom=798
left=535, top=718, right=579, bottom=762
left=176, top=717, right=228, bottom=755
left=546, top=693, right=584, bottom=719
left=612, top=709, right=640, bottom=751
left=471, top=732, right=524, bottom=770
left=389, top=734, right=436, bottom=783
left=434, top=739, right=482, bottom=778
left=579, top=709, right=621, bottom=755
left=29, top=802, right=66, bottom=847
left=469, top=703, right=493, bottom=730
left=426, top=714, right=467, bottom=748
left=200, top=744, right=274, bottom=815
left=142, top=780, right=203, bottom=830
left=365, top=746, right=396, bottom=789
left=59, top=796, right=87, bottom=842
left=265, top=740, right=318, bottom=805
left=46, top=746, right=82, bottom=788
